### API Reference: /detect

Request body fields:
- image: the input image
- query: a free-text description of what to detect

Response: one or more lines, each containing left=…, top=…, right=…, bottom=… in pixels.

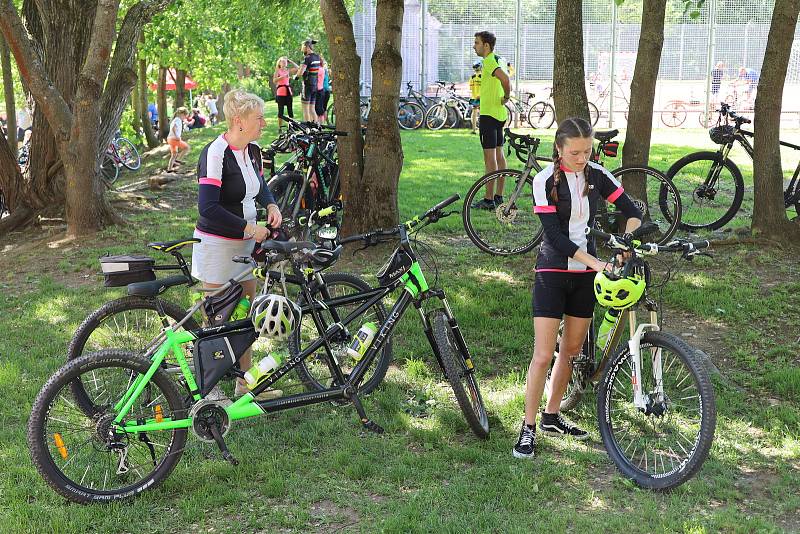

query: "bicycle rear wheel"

left=462, top=170, right=543, bottom=256
left=66, top=296, right=200, bottom=414
left=597, top=331, right=716, bottom=490
left=428, top=309, right=489, bottom=438
left=666, top=151, right=744, bottom=231
left=660, top=102, right=687, bottom=128
left=268, top=170, right=308, bottom=218
left=425, top=103, right=448, bottom=130
left=115, top=137, right=141, bottom=170
left=290, top=273, right=391, bottom=395
left=588, top=102, right=600, bottom=126
left=28, top=350, right=188, bottom=503
left=609, top=166, right=681, bottom=245
left=527, top=101, right=555, bottom=129
left=100, top=153, right=120, bottom=188
left=397, top=101, right=425, bottom=130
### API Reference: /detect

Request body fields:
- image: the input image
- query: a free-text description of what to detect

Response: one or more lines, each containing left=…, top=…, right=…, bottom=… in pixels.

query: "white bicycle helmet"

left=251, top=294, right=300, bottom=339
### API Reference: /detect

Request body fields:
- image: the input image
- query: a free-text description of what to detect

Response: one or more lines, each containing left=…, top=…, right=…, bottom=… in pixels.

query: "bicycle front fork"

left=627, top=310, right=661, bottom=410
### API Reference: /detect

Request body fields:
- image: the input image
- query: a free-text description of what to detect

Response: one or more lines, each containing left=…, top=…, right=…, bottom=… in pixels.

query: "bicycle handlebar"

left=586, top=224, right=710, bottom=256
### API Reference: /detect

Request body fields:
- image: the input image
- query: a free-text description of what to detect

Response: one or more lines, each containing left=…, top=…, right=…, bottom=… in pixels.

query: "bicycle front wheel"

left=660, top=102, right=687, bottom=128
left=28, top=350, right=188, bottom=503
left=397, top=101, right=425, bottom=130
left=67, top=296, right=200, bottom=415
left=115, top=137, right=141, bottom=170
left=588, top=102, right=600, bottom=126
left=527, top=101, right=555, bottom=129
left=291, top=273, right=392, bottom=395
left=609, top=166, right=682, bottom=245
left=463, top=169, right=543, bottom=256
left=666, top=151, right=744, bottom=231
left=429, top=309, right=489, bottom=438
left=597, top=331, right=716, bottom=490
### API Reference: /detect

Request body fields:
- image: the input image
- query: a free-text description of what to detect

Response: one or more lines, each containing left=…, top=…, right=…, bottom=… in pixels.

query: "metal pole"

left=609, top=0, right=618, bottom=127
left=703, top=0, right=717, bottom=122
left=515, top=0, right=522, bottom=99
left=421, top=0, right=427, bottom=94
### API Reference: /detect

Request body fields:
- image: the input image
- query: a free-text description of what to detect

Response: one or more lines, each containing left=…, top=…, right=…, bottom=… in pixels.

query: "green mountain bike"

left=27, top=195, right=489, bottom=504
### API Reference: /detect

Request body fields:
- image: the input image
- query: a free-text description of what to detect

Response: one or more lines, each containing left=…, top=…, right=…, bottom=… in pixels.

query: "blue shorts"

left=469, top=98, right=480, bottom=107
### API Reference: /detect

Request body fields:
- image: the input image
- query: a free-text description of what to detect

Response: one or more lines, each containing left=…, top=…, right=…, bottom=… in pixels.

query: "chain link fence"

left=354, top=0, right=800, bottom=128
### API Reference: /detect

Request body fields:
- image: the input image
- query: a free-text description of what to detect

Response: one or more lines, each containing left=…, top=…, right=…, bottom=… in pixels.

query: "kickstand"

left=208, top=422, right=239, bottom=465
left=351, top=393, right=384, bottom=434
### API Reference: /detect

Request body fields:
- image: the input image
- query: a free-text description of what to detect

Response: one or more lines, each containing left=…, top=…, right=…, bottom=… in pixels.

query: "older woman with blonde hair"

left=192, top=89, right=283, bottom=399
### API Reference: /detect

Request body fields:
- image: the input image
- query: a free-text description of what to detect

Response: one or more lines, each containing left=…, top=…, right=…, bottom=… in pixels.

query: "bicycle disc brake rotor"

left=494, top=202, right=518, bottom=224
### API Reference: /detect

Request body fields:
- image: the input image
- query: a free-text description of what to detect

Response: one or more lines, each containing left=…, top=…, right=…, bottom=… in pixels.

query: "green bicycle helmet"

left=594, top=270, right=646, bottom=310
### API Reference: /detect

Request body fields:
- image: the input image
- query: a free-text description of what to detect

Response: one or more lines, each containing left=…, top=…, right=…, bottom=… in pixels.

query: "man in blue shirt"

left=147, top=103, right=158, bottom=128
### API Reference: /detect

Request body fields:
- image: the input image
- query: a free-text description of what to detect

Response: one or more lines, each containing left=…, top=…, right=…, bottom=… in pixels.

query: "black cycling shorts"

left=532, top=271, right=596, bottom=319
left=478, top=115, right=504, bottom=149
left=302, top=80, right=318, bottom=103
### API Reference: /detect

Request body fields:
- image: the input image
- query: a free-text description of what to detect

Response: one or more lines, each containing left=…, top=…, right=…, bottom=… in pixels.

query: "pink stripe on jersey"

left=607, top=186, right=624, bottom=203
left=199, top=178, right=222, bottom=187
left=535, top=268, right=596, bottom=273
left=194, top=228, right=251, bottom=241
left=534, top=205, right=557, bottom=213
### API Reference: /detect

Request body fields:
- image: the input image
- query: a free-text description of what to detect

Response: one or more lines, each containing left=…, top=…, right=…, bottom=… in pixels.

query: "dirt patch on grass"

left=308, top=499, right=361, bottom=533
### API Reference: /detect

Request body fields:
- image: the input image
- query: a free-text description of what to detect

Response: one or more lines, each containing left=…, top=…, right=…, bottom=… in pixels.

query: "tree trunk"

left=175, top=68, right=186, bottom=108
left=139, top=58, right=158, bottom=148
left=131, top=66, right=142, bottom=134
left=157, top=66, right=169, bottom=140
left=0, top=0, right=172, bottom=234
left=620, top=0, right=666, bottom=217
left=751, top=0, right=800, bottom=239
left=358, top=0, right=404, bottom=232
left=320, top=0, right=365, bottom=237
left=217, top=82, right=230, bottom=122
left=0, top=33, right=17, bottom=159
left=552, top=0, right=589, bottom=124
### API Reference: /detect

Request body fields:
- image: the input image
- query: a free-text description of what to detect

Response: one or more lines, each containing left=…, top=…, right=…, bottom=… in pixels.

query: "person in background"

left=470, top=31, right=511, bottom=210
left=167, top=107, right=190, bottom=172
left=16, top=106, right=32, bottom=145
left=315, top=56, right=331, bottom=124
left=711, top=62, right=725, bottom=101
left=147, top=102, right=159, bottom=129
left=469, top=60, right=482, bottom=134
left=273, top=57, right=297, bottom=129
left=206, top=94, right=219, bottom=126
left=735, top=66, right=759, bottom=104
left=295, top=39, right=321, bottom=123
left=187, top=108, right=207, bottom=130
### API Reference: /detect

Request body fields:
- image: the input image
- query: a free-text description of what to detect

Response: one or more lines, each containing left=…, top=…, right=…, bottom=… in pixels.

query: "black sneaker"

left=470, top=198, right=495, bottom=210
left=512, top=422, right=537, bottom=459
left=540, top=412, right=589, bottom=440
left=494, top=195, right=504, bottom=205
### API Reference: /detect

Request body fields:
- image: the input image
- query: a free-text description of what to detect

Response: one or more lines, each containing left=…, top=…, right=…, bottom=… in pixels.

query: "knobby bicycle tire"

left=666, top=151, right=744, bottom=231
left=67, top=296, right=200, bottom=415
left=429, top=310, right=489, bottom=438
left=610, top=165, right=682, bottom=245
left=290, top=273, right=392, bottom=395
left=597, top=331, right=716, bottom=490
left=28, top=350, right=188, bottom=503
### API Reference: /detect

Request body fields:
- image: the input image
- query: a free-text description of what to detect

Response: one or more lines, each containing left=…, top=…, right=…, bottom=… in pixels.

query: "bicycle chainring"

left=189, top=400, right=232, bottom=443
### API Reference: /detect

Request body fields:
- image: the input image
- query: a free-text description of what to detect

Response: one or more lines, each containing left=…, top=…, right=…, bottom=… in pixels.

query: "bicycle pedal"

left=361, top=419, right=384, bottom=434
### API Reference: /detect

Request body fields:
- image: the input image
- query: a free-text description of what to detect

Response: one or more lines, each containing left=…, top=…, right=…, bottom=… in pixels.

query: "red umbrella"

left=149, top=68, right=198, bottom=91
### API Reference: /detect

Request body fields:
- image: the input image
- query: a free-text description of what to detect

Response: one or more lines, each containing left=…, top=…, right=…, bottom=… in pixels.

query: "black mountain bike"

left=666, top=103, right=800, bottom=230
left=28, top=196, right=487, bottom=503
left=463, top=128, right=682, bottom=255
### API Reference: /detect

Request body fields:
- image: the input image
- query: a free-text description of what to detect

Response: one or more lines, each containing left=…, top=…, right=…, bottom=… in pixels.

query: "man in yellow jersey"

left=471, top=31, right=511, bottom=210
left=469, top=61, right=482, bottom=134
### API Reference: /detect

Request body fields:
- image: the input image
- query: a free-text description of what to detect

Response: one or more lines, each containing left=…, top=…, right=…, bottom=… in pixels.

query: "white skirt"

left=191, top=229, right=255, bottom=284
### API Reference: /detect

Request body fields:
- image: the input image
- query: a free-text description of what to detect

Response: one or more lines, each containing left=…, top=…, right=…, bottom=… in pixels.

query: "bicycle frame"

left=108, top=227, right=470, bottom=436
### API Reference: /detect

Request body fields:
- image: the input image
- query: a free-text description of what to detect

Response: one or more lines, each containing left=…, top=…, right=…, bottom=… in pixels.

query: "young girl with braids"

left=513, top=117, right=642, bottom=459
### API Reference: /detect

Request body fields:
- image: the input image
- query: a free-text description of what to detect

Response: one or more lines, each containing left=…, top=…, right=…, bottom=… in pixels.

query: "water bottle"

left=345, top=322, right=377, bottom=362
left=243, top=354, right=283, bottom=389
left=231, top=297, right=251, bottom=320
left=596, top=308, right=621, bottom=350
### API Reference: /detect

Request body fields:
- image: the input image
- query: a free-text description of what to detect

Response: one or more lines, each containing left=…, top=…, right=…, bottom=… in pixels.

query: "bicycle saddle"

left=148, top=238, right=200, bottom=253
left=593, top=129, right=619, bottom=142
left=127, top=274, right=193, bottom=297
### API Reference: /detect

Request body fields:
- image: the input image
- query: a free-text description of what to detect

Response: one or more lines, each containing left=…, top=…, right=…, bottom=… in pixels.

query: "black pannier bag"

left=193, top=327, right=258, bottom=396
left=203, top=283, right=243, bottom=326
left=376, top=247, right=414, bottom=287
left=100, top=255, right=156, bottom=287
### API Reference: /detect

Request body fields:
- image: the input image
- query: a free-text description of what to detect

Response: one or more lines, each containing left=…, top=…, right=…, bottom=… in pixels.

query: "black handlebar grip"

left=429, top=194, right=461, bottom=214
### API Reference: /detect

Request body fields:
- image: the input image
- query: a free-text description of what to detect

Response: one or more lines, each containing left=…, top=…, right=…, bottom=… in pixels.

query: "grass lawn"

left=0, top=109, right=799, bottom=532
